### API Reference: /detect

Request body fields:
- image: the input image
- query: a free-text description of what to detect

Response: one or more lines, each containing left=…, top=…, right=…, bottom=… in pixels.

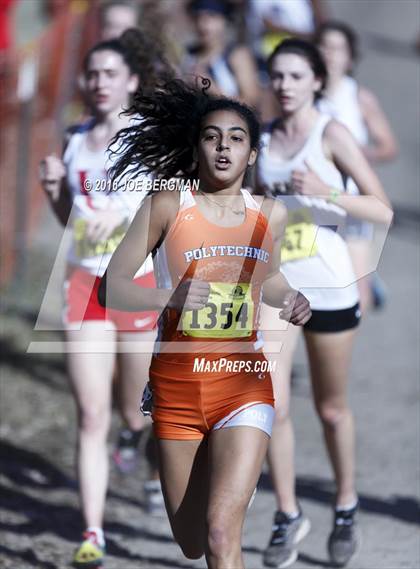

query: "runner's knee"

left=317, top=403, right=349, bottom=428
left=79, top=405, right=111, bottom=435
left=206, top=513, right=239, bottom=559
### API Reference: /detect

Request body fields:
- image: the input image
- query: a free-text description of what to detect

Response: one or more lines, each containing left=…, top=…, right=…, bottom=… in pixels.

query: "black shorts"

left=304, top=303, right=361, bottom=333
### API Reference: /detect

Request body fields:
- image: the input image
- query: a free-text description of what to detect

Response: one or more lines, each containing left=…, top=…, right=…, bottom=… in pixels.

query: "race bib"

left=181, top=282, right=254, bottom=338
left=73, top=218, right=126, bottom=258
left=281, top=209, right=318, bottom=263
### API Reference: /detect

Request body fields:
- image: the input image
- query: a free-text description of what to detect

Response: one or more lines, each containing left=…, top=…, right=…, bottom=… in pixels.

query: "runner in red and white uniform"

left=39, top=29, right=171, bottom=568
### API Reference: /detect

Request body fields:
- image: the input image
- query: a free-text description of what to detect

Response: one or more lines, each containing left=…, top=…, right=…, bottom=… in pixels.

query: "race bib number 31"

left=181, top=282, right=254, bottom=338
left=74, top=219, right=126, bottom=258
left=281, top=209, right=318, bottom=263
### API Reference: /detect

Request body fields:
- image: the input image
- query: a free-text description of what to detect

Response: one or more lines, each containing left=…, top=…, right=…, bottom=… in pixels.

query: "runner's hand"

left=85, top=209, right=126, bottom=242
left=279, top=290, right=311, bottom=326
left=168, top=278, right=210, bottom=312
left=39, top=154, right=66, bottom=201
left=291, top=161, right=329, bottom=197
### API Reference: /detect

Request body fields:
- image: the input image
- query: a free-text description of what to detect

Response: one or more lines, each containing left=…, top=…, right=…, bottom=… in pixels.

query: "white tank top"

left=318, top=76, right=368, bottom=146
left=249, top=0, right=315, bottom=36
left=63, top=122, right=153, bottom=277
left=182, top=46, right=239, bottom=98
left=257, top=114, right=359, bottom=310
left=318, top=76, right=369, bottom=197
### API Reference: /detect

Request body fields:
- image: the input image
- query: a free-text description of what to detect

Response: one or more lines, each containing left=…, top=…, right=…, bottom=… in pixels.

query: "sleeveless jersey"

left=318, top=76, right=369, bottom=197
left=257, top=114, right=359, bottom=310
left=63, top=122, right=153, bottom=277
left=318, top=76, right=368, bottom=146
left=152, top=188, right=273, bottom=363
left=182, top=45, right=239, bottom=98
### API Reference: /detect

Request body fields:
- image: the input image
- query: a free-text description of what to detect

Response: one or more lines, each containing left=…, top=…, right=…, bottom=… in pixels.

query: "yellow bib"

left=73, top=218, right=126, bottom=258
left=181, top=282, right=254, bottom=338
left=281, top=209, right=318, bottom=263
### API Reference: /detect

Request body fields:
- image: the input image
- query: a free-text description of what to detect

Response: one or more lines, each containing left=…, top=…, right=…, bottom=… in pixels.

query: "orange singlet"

left=149, top=188, right=275, bottom=440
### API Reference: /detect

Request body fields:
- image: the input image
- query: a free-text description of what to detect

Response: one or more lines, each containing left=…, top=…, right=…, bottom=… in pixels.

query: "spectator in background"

left=316, top=21, right=398, bottom=312
left=181, top=0, right=260, bottom=108
left=0, top=0, right=15, bottom=75
left=99, top=0, right=140, bottom=41
left=246, top=0, right=325, bottom=62
left=45, top=0, right=70, bottom=18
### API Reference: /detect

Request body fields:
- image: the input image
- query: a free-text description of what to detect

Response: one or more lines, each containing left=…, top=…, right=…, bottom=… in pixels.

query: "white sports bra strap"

left=241, top=188, right=260, bottom=211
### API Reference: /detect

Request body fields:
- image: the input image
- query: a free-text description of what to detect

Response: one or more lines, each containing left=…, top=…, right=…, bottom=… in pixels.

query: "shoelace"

left=270, top=513, right=295, bottom=545
left=335, top=508, right=356, bottom=527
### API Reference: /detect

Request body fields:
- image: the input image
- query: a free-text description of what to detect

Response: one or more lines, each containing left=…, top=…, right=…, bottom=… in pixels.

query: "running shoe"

left=144, top=479, right=166, bottom=517
left=328, top=502, right=360, bottom=567
left=263, top=509, right=311, bottom=568
left=73, top=531, right=105, bottom=568
left=371, top=273, right=387, bottom=310
left=113, top=428, right=143, bottom=474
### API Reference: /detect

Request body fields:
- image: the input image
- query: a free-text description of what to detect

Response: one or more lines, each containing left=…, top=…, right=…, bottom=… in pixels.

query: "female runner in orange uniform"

left=99, top=80, right=311, bottom=568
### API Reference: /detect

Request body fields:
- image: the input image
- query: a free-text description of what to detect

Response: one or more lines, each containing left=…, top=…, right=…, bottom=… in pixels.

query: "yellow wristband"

left=329, top=188, right=340, bottom=203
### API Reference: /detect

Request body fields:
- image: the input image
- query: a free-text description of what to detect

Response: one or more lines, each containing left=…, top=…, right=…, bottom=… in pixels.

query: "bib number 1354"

left=181, top=282, right=254, bottom=338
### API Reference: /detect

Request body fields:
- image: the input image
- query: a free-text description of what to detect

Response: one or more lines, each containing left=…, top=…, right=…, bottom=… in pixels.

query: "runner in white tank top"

left=258, top=113, right=359, bottom=311
left=317, top=22, right=397, bottom=313
left=256, top=39, right=393, bottom=569
left=318, top=75, right=368, bottom=146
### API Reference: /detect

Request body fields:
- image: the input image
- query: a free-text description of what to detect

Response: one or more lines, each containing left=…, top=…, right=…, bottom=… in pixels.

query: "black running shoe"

left=328, top=502, right=361, bottom=567
left=113, top=428, right=143, bottom=474
left=263, top=509, right=311, bottom=568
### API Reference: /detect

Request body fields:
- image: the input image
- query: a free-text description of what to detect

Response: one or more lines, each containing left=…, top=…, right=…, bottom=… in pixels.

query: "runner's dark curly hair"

left=109, top=78, right=260, bottom=182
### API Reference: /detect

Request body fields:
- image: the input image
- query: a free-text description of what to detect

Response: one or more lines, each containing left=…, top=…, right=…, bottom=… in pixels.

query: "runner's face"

left=85, top=50, right=138, bottom=114
left=318, top=30, right=352, bottom=77
left=270, top=53, right=321, bottom=114
left=197, top=110, right=257, bottom=189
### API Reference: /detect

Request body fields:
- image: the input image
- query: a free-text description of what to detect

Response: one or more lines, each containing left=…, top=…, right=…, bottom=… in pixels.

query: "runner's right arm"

left=39, top=153, right=72, bottom=226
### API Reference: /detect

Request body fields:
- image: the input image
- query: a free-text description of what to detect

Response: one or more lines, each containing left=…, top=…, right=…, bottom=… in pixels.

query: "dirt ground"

left=1, top=215, right=419, bottom=569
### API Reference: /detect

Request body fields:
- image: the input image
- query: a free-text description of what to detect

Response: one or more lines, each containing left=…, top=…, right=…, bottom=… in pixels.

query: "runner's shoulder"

left=256, top=195, right=287, bottom=222
left=324, top=119, right=354, bottom=144
left=149, top=187, right=180, bottom=225
left=254, top=195, right=287, bottom=239
left=63, top=121, right=94, bottom=151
